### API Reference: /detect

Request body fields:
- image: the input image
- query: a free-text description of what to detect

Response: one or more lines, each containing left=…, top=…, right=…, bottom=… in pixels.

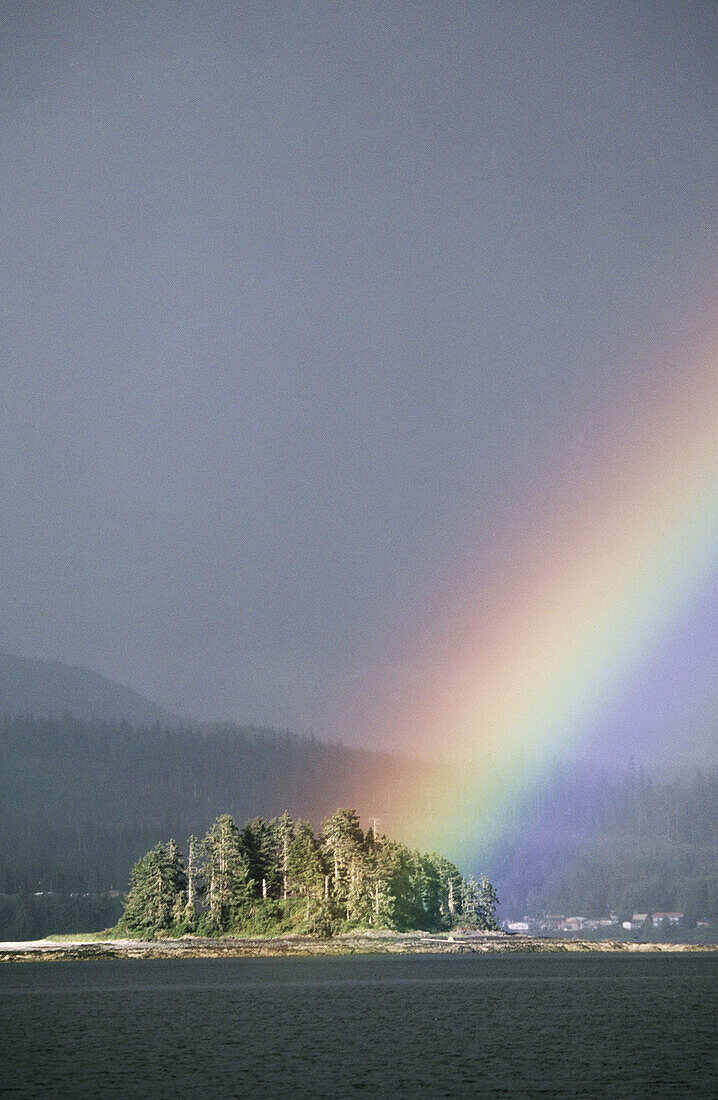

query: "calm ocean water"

left=0, top=953, right=716, bottom=1097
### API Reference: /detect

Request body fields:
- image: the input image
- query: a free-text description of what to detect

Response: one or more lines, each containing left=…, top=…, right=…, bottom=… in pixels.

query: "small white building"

left=622, top=914, right=648, bottom=931
left=506, top=921, right=530, bottom=933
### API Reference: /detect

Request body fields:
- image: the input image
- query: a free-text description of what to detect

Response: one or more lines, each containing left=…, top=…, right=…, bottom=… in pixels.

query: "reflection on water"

left=0, top=953, right=716, bottom=1097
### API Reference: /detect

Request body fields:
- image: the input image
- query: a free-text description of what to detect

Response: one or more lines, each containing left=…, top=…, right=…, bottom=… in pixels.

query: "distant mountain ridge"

left=0, top=652, right=178, bottom=728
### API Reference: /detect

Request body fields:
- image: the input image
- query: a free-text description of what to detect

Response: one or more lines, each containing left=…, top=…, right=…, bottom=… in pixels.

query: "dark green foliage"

left=457, top=873, right=500, bottom=930
left=321, top=809, right=366, bottom=921
left=478, top=875, right=500, bottom=928
left=0, top=713, right=429, bottom=901
left=117, top=841, right=187, bottom=935
left=372, top=840, right=415, bottom=930
left=204, top=815, right=253, bottom=927
left=241, top=818, right=281, bottom=897
left=430, top=854, right=464, bottom=924
left=288, top=820, right=325, bottom=901
left=0, top=892, right=122, bottom=939
left=240, top=898, right=308, bottom=936
left=116, top=808, right=495, bottom=937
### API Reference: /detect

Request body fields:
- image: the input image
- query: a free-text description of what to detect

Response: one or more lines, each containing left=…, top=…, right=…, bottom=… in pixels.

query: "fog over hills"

left=0, top=652, right=178, bottom=729
left=0, top=652, right=715, bottom=940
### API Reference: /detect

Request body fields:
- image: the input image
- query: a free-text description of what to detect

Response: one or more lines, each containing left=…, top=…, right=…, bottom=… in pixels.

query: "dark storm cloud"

left=2, top=1, right=716, bottom=740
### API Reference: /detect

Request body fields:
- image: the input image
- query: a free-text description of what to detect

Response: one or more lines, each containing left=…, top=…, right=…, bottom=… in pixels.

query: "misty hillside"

left=1, top=710, right=717, bottom=937
left=0, top=655, right=716, bottom=939
left=482, top=765, right=718, bottom=922
left=0, top=712, right=420, bottom=891
left=0, top=652, right=177, bottom=728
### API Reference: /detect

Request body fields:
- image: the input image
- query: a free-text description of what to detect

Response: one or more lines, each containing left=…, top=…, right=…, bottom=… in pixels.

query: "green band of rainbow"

left=387, top=343, right=717, bottom=863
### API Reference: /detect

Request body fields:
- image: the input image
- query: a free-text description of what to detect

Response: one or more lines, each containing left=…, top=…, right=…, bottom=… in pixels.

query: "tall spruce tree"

left=478, top=874, right=500, bottom=929
left=118, top=841, right=187, bottom=934
left=459, top=874, right=499, bottom=928
left=461, top=874, right=481, bottom=924
left=415, top=853, right=444, bottom=930
left=430, top=854, right=464, bottom=925
left=272, top=811, right=295, bottom=900
left=241, top=817, right=280, bottom=898
left=320, top=808, right=364, bottom=918
left=204, top=814, right=254, bottom=929
left=288, top=820, right=325, bottom=903
left=372, top=839, right=414, bottom=930
left=185, top=834, right=204, bottom=920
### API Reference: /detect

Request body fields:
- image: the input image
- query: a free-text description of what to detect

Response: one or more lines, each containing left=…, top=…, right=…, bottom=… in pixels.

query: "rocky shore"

left=2, top=929, right=716, bottom=962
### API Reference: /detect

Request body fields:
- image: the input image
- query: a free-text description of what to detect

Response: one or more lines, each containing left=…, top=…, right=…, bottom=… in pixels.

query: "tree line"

left=1, top=713, right=716, bottom=937
left=1, top=713, right=424, bottom=893
left=118, top=808, right=499, bottom=937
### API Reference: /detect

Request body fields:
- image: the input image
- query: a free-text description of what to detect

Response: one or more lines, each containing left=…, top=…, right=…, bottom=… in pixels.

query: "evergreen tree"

left=185, top=834, right=204, bottom=922
left=430, top=854, right=464, bottom=925
left=372, top=839, right=415, bottom=930
left=118, top=841, right=186, bottom=934
left=241, top=817, right=280, bottom=898
left=416, top=853, right=444, bottom=930
left=272, top=811, right=295, bottom=900
left=288, top=820, right=325, bottom=907
left=203, top=814, right=254, bottom=929
left=459, top=873, right=500, bottom=929
left=320, top=808, right=365, bottom=920
left=478, top=874, right=500, bottom=930
left=461, top=874, right=481, bottom=924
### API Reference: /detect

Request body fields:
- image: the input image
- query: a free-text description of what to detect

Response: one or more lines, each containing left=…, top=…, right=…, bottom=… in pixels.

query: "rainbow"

left=384, top=338, right=717, bottom=864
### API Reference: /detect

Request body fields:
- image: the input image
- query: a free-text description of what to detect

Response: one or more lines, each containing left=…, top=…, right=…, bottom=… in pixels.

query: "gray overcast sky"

left=2, top=1, right=716, bottom=746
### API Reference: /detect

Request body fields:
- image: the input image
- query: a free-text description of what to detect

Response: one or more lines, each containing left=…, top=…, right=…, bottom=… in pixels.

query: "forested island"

left=1, top=702, right=716, bottom=943
left=2, top=707, right=717, bottom=941
left=4, top=807, right=717, bottom=961
left=116, top=808, right=498, bottom=938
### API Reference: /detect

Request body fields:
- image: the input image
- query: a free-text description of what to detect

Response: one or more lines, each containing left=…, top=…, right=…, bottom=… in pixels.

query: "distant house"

left=652, top=912, right=683, bottom=927
left=623, top=914, right=648, bottom=931
left=506, top=921, right=530, bottom=933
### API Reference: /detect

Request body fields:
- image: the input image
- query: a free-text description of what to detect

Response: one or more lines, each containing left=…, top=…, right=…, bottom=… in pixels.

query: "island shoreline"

left=2, top=930, right=716, bottom=963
